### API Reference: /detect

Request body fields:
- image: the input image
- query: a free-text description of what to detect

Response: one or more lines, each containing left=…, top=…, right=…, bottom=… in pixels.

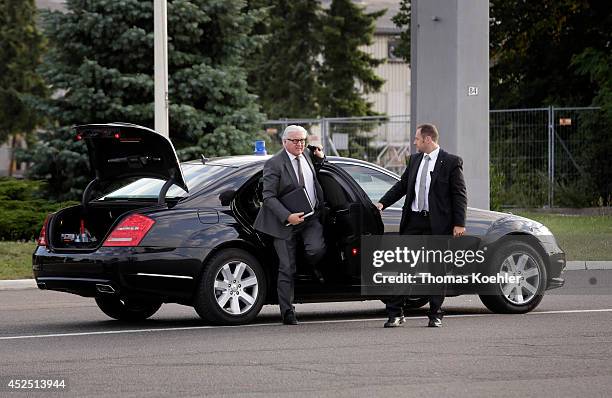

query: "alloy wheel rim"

left=214, top=261, right=259, bottom=315
left=498, top=252, right=541, bottom=305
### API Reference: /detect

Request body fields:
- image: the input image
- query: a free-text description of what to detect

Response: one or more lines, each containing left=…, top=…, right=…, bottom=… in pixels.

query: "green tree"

left=318, top=0, right=385, bottom=117
left=573, top=48, right=612, bottom=118
left=0, top=0, right=47, bottom=173
left=571, top=48, right=612, bottom=203
left=490, top=0, right=612, bottom=205
left=248, top=0, right=321, bottom=119
left=171, top=0, right=267, bottom=158
left=20, top=0, right=265, bottom=200
left=391, top=0, right=411, bottom=64
left=490, top=0, right=611, bottom=109
left=318, top=0, right=385, bottom=160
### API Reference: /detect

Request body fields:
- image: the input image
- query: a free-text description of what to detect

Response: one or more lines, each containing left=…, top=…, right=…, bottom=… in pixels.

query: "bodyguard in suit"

left=376, top=123, right=467, bottom=328
left=254, top=125, right=326, bottom=325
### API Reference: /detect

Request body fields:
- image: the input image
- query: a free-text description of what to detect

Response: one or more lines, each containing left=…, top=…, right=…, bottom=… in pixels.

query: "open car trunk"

left=48, top=202, right=159, bottom=251
left=46, top=123, right=188, bottom=251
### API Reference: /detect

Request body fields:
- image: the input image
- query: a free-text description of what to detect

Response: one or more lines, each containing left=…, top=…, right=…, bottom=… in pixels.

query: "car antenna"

left=201, top=154, right=209, bottom=164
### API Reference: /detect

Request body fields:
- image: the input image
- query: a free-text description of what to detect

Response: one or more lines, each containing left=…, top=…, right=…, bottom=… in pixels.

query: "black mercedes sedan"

left=33, top=123, right=565, bottom=324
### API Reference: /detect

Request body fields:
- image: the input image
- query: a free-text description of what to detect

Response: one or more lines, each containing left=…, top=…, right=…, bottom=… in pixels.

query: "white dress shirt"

left=285, top=149, right=317, bottom=207
left=411, top=146, right=440, bottom=212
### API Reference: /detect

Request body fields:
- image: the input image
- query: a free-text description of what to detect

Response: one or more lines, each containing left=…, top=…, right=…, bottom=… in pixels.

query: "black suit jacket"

left=379, top=149, right=467, bottom=235
left=253, top=148, right=325, bottom=239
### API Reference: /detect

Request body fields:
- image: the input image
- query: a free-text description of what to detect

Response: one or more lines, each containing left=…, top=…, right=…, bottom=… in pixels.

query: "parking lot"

left=0, top=269, right=610, bottom=397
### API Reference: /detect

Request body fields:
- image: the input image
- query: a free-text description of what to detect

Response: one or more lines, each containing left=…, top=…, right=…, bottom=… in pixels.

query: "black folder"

left=279, top=187, right=314, bottom=224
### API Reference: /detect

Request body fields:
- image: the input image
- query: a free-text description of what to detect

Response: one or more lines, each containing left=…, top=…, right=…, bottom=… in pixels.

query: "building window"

left=387, top=37, right=402, bottom=62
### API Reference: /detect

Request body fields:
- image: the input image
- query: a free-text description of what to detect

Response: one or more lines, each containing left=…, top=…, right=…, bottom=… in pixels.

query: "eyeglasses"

left=285, top=138, right=306, bottom=145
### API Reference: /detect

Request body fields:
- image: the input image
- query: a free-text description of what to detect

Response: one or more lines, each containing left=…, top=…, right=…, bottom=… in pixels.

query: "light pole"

left=154, top=0, right=169, bottom=138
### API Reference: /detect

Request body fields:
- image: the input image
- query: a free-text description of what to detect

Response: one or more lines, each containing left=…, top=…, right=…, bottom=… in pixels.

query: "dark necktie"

left=295, top=157, right=305, bottom=187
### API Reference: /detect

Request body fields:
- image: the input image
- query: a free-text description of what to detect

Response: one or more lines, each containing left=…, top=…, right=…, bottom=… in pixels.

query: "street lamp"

left=154, top=0, right=169, bottom=138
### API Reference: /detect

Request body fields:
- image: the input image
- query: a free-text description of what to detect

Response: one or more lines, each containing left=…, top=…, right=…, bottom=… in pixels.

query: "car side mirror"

left=219, top=190, right=236, bottom=206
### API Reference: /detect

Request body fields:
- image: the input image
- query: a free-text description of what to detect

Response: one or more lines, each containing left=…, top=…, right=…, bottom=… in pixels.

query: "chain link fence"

left=263, top=107, right=609, bottom=208
left=263, top=115, right=411, bottom=175
left=489, top=108, right=550, bottom=208
left=490, top=106, right=608, bottom=208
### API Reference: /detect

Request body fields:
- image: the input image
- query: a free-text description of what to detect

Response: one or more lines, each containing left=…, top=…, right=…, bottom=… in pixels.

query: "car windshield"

left=98, top=164, right=233, bottom=200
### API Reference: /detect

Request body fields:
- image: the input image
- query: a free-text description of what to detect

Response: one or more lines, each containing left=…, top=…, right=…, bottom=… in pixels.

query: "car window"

left=336, top=164, right=402, bottom=207
left=99, top=164, right=233, bottom=200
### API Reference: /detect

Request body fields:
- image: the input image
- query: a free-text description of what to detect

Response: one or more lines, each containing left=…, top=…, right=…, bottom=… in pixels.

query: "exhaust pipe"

left=37, top=282, right=46, bottom=290
left=96, top=284, right=116, bottom=294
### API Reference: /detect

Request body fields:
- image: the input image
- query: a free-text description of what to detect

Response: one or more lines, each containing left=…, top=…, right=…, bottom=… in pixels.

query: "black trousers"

left=273, top=217, right=326, bottom=315
left=386, top=212, right=445, bottom=319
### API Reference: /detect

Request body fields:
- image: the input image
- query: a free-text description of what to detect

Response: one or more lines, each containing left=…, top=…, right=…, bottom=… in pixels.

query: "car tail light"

left=37, top=215, right=51, bottom=246
left=103, top=214, right=155, bottom=247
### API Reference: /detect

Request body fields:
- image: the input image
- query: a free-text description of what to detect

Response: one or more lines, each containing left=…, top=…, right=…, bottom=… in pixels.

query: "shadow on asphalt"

left=0, top=300, right=493, bottom=337
left=82, top=305, right=493, bottom=329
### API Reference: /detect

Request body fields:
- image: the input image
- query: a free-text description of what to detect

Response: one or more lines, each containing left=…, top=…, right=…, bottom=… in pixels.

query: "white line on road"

left=1, top=308, right=611, bottom=341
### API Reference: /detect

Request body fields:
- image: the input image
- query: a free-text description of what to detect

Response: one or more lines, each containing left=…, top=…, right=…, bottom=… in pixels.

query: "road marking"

left=1, top=308, right=611, bottom=341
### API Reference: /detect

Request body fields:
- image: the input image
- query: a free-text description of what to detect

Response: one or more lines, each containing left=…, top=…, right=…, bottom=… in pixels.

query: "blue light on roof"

left=254, top=140, right=267, bottom=155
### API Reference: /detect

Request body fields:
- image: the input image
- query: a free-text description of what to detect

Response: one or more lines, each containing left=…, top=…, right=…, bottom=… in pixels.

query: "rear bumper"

left=36, top=277, right=118, bottom=297
left=33, top=246, right=204, bottom=301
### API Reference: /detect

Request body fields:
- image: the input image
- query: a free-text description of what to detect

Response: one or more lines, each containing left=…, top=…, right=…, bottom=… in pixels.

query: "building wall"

left=0, top=144, right=11, bottom=176
left=360, top=32, right=411, bottom=150
left=0, top=136, right=28, bottom=177
left=362, top=32, right=411, bottom=119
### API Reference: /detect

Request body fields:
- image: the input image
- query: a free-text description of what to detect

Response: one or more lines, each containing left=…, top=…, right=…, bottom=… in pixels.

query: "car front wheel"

left=479, top=239, right=547, bottom=313
left=194, top=249, right=266, bottom=325
left=95, top=297, right=162, bottom=321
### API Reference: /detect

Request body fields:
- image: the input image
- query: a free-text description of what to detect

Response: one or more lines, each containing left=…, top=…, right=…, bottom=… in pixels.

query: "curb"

left=565, top=261, right=612, bottom=271
left=2, top=262, right=612, bottom=291
left=0, top=279, right=37, bottom=291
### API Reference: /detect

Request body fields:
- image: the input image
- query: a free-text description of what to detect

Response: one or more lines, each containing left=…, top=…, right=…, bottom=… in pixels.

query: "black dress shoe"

left=313, top=269, right=325, bottom=283
left=427, top=317, right=442, bottom=327
left=282, top=310, right=298, bottom=325
left=383, top=316, right=405, bottom=328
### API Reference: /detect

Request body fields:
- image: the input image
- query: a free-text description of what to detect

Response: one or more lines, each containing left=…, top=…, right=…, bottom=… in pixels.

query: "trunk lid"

left=75, top=123, right=188, bottom=192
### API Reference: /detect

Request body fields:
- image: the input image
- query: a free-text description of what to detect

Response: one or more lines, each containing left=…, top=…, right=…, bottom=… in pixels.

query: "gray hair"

left=282, top=125, right=308, bottom=139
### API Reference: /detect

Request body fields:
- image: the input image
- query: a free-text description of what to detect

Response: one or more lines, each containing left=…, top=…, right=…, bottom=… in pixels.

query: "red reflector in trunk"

left=103, top=214, right=155, bottom=247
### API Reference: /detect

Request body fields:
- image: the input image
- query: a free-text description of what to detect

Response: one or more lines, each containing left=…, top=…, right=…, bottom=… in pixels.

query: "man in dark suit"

left=254, top=125, right=326, bottom=325
left=376, top=123, right=467, bottom=328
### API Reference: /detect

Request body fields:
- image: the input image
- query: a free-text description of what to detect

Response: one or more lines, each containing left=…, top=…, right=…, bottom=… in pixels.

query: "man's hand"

left=453, top=226, right=466, bottom=237
left=287, top=212, right=305, bottom=225
left=375, top=202, right=384, bottom=212
left=309, top=145, right=324, bottom=158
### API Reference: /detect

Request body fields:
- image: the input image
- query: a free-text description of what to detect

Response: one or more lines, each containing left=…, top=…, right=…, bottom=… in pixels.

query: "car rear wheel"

left=194, top=249, right=266, bottom=325
left=479, top=239, right=547, bottom=314
left=95, top=297, right=162, bottom=321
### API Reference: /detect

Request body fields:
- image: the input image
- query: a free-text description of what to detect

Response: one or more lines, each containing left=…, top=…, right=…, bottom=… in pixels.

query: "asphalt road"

left=1, top=270, right=611, bottom=398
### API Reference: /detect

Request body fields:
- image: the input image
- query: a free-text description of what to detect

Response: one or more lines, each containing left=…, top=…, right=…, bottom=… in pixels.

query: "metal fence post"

left=551, top=106, right=556, bottom=207
left=547, top=106, right=553, bottom=208
left=320, top=118, right=327, bottom=150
